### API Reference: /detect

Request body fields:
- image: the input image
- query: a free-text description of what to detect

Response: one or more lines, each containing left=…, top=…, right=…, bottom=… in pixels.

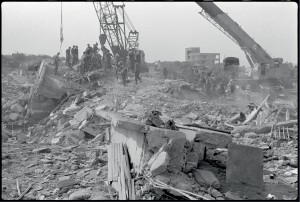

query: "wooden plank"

left=117, top=176, right=122, bottom=200
left=131, top=179, right=135, bottom=200
left=120, top=149, right=127, bottom=199
left=107, top=144, right=112, bottom=182
left=113, top=143, right=117, bottom=181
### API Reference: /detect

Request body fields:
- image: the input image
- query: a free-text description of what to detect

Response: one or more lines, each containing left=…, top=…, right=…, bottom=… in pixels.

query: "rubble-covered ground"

left=1, top=61, right=298, bottom=200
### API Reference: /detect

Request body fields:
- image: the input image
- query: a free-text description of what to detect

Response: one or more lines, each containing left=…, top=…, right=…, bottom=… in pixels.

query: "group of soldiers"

left=61, top=42, right=143, bottom=86
left=195, top=72, right=236, bottom=96
left=114, top=50, right=142, bottom=86
left=80, top=43, right=114, bottom=74
left=66, top=45, right=79, bottom=67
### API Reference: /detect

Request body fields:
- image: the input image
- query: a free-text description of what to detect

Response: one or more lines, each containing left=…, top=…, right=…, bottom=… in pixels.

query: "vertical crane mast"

left=196, top=2, right=275, bottom=68
left=93, top=2, right=127, bottom=57
left=93, top=2, right=140, bottom=58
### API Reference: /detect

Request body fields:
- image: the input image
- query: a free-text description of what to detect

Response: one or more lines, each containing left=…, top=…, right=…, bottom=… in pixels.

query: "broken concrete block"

left=33, top=147, right=51, bottom=154
left=36, top=61, right=67, bottom=99
left=9, top=113, right=19, bottom=121
left=186, top=112, right=199, bottom=120
left=68, top=189, right=91, bottom=200
left=208, top=187, right=223, bottom=198
left=224, top=191, right=242, bottom=200
left=146, top=128, right=186, bottom=153
left=244, top=132, right=258, bottom=139
left=167, top=138, right=186, bottom=171
left=57, top=178, right=79, bottom=189
left=185, top=141, right=206, bottom=172
left=74, top=106, right=93, bottom=123
left=148, top=144, right=167, bottom=168
left=69, top=119, right=81, bottom=129
left=226, top=143, right=263, bottom=186
left=194, top=129, right=232, bottom=148
left=203, top=194, right=215, bottom=200
left=192, top=169, right=220, bottom=189
left=150, top=151, right=170, bottom=177
left=63, top=103, right=82, bottom=116
left=10, top=103, right=23, bottom=113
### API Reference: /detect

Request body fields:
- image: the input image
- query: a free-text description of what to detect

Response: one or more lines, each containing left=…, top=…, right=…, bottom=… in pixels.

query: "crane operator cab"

left=223, top=57, right=239, bottom=79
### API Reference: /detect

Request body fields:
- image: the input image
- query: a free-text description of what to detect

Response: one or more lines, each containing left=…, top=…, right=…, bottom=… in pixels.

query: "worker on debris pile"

left=145, top=111, right=164, bottom=127
left=105, top=50, right=113, bottom=69
left=53, top=52, right=60, bottom=75
left=119, top=62, right=127, bottom=86
left=88, top=52, right=98, bottom=72
left=66, top=47, right=71, bottom=66
left=93, top=42, right=100, bottom=54
left=134, top=61, right=142, bottom=85
left=165, top=119, right=178, bottom=130
left=82, top=52, right=91, bottom=73
left=85, top=44, right=92, bottom=55
left=129, top=50, right=135, bottom=73
left=71, top=46, right=76, bottom=66
left=163, top=67, right=168, bottom=79
left=75, top=46, right=79, bottom=65
left=114, top=53, right=120, bottom=65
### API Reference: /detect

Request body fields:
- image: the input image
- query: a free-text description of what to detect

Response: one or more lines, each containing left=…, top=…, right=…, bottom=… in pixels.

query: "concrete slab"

left=226, top=143, right=263, bottom=186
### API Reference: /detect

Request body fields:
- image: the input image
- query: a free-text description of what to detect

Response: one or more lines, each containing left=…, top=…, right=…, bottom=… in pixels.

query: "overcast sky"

left=2, top=2, right=298, bottom=66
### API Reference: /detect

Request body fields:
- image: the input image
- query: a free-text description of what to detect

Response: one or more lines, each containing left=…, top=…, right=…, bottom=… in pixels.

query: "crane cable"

left=116, top=7, right=133, bottom=31
left=59, top=2, right=63, bottom=53
left=124, top=9, right=136, bottom=31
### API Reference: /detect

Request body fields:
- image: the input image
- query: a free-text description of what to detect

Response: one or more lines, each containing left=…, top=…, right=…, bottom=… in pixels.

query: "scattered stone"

left=192, top=169, right=220, bottom=189
left=244, top=132, right=258, bottom=139
left=208, top=187, right=223, bottom=198
left=68, top=189, right=91, bottom=200
left=9, top=113, right=19, bottom=121
left=226, top=143, right=263, bottom=186
left=224, top=191, right=242, bottom=200
left=150, top=151, right=170, bottom=177
left=216, top=197, right=225, bottom=200
left=35, top=169, right=44, bottom=174
left=11, top=103, right=24, bottom=113
left=89, top=192, right=108, bottom=200
left=203, top=193, right=215, bottom=200
left=33, top=147, right=51, bottom=154
left=233, top=133, right=241, bottom=138
left=57, top=179, right=79, bottom=189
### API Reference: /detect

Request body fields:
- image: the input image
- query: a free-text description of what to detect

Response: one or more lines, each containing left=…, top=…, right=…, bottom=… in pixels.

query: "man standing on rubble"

left=129, top=50, right=135, bottom=73
left=66, top=47, right=71, bottom=66
left=53, top=52, right=60, bottom=75
left=120, top=62, right=127, bottom=86
left=75, top=46, right=79, bottom=65
left=163, top=67, right=168, bottom=79
left=106, top=50, right=113, bottom=69
left=71, top=45, right=76, bottom=66
left=93, top=43, right=100, bottom=54
left=134, top=61, right=142, bottom=85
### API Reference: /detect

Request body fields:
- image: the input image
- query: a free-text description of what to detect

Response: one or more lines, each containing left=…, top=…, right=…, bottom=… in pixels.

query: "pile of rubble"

left=1, top=59, right=298, bottom=200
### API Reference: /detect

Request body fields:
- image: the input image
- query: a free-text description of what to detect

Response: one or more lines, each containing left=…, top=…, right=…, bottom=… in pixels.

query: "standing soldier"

left=106, top=50, right=112, bottom=69
left=163, top=67, right=168, bottom=79
left=93, top=42, right=100, bottom=53
left=66, top=47, right=71, bottom=66
left=129, top=50, right=135, bottom=73
left=71, top=46, right=76, bottom=66
left=120, top=62, right=127, bottom=86
left=134, top=61, right=142, bottom=85
left=53, top=52, right=60, bottom=75
left=75, top=46, right=79, bottom=65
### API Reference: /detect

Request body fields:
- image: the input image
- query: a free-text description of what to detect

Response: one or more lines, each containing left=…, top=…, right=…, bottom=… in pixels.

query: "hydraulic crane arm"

left=196, top=2, right=275, bottom=67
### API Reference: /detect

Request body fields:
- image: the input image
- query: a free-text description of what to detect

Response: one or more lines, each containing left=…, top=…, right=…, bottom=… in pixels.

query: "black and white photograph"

left=1, top=1, right=298, bottom=200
